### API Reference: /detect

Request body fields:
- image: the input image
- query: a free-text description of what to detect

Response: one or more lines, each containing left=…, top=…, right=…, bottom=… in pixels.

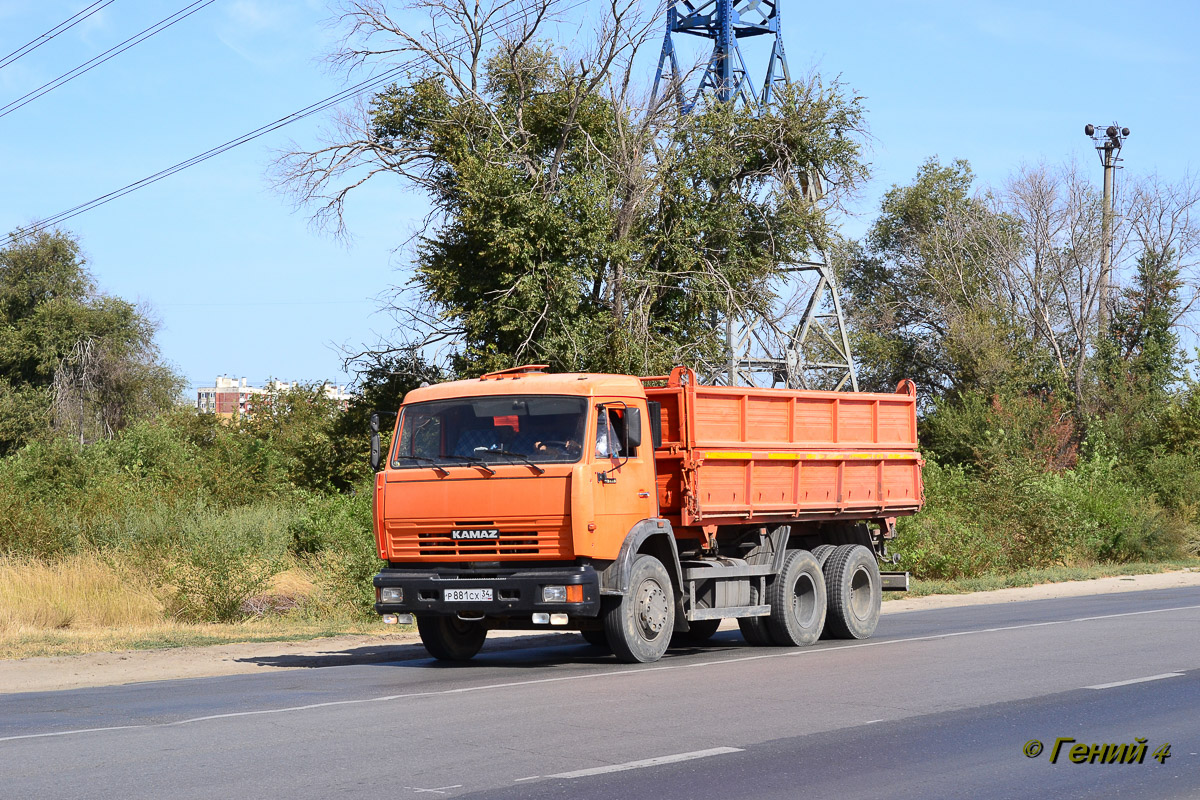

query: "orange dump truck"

left=371, top=365, right=923, bottom=663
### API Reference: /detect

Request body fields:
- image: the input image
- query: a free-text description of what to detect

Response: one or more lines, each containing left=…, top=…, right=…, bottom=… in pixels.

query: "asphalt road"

left=2, top=588, right=1198, bottom=799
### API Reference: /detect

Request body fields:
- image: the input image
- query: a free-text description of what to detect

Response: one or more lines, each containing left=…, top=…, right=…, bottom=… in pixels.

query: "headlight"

left=542, top=585, right=567, bottom=602
left=380, top=587, right=403, bottom=603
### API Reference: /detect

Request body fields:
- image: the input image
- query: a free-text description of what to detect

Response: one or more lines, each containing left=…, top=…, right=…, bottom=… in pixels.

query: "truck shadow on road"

left=234, top=631, right=749, bottom=671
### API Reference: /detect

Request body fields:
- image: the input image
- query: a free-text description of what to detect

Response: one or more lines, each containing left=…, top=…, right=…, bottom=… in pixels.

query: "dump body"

left=645, top=367, right=923, bottom=530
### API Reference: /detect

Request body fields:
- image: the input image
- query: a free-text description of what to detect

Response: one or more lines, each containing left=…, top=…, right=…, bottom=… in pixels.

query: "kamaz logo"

left=451, top=528, right=500, bottom=540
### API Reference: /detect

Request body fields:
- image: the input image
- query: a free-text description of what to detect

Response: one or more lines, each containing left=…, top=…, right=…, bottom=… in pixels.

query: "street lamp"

left=1084, top=122, right=1130, bottom=329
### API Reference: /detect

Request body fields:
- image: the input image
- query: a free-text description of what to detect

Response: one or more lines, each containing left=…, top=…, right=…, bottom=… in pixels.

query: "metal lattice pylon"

left=651, top=0, right=857, bottom=391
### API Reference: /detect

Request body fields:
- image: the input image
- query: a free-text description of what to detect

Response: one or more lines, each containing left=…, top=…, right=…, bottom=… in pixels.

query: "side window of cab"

left=596, top=406, right=638, bottom=459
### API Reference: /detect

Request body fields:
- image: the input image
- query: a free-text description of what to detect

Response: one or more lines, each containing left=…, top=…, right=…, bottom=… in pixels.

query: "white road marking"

left=404, top=786, right=462, bottom=794
left=541, top=747, right=743, bottom=780
left=3, top=602, right=1199, bottom=744
left=1086, top=672, right=1184, bottom=690
left=0, top=725, right=144, bottom=743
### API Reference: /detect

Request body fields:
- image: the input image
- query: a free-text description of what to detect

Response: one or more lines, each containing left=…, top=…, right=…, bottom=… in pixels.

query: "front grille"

left=418, top=531, right=540, bottom=556
left=387, top=518, right=572, bottom=560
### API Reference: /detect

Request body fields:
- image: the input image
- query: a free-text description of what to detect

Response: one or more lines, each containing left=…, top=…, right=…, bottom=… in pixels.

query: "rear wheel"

left=766, top=550, right=827, bottom=646
left=823, top=544, right=882, bottom=639
left=739, top=546, right=775, bottom=646
left=811, top=544, right=836, bottom=568
left=604, top=554, right=675, bottom=663
left=674, top=618, right=721, bottom=645
left=737, top=615, right=774, bottom=646
left=417, top=615, right=487, bottom=661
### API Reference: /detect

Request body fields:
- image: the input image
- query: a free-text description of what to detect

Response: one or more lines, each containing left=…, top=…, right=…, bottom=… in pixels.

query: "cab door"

left=590, top=401, right=658, bottom=558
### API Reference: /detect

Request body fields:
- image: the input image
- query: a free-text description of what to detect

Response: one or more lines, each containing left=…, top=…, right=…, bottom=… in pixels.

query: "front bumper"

left=373, top=564, right=602, bottom=618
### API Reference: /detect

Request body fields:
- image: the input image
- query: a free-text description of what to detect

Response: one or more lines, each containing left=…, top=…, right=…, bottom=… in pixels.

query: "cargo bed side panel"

left=646, top=378, right=923, bottom=526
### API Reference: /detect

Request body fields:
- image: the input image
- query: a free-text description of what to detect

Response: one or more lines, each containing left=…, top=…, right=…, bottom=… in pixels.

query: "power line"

left=2, top=0, right=590, bottom=248
left=0, top=0, right=117, bottom=71
left=0, top=0, right=216, bottom=121
left=2, top=64, right=406, bottom=246
left=160, top=299, right=374, bottom=307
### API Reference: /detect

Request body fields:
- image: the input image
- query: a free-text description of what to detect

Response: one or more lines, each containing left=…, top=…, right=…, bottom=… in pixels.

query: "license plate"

left=444, top=588, right=493, bottom=602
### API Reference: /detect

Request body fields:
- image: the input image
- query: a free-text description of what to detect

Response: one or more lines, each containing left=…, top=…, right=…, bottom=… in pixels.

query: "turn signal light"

left=566, top=585, right=583, bottom=603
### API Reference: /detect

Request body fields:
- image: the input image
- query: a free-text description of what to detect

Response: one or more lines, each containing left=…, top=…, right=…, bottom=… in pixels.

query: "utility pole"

left=1084, top=123, right=1129, bottom=331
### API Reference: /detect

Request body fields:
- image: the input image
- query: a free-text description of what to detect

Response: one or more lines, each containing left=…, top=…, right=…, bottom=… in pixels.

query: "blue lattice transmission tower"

left=651, top=0, right=858, bottom=391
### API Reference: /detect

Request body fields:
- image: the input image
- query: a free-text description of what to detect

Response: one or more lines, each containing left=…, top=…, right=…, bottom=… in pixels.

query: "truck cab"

left=372, top=365, right=922, bottom=663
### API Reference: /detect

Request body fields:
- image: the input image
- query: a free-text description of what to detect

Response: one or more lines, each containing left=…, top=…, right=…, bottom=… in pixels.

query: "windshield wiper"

left=488, top=449, right=546, bottom=475
left=439, top=454, right=497, bottom=475
left=392, top=455, right=449, bottom=476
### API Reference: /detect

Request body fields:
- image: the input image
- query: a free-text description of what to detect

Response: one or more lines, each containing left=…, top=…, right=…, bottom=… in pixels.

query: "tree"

left=1104, top=248, right=1184, bottom=392
left=842, top=158, right=1033, bottom=398
left=276, top=0, right=867, bottom=378
left=988, top=162, right=1111, bottom=405
left=0, top=229, right=180, bottom=453
left=845, top=160, right=1199, bottom=410
left=332, top=349, right=444, bottom=486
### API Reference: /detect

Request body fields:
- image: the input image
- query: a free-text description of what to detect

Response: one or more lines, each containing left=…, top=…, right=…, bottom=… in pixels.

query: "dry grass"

left=0, top=553, right=164, bottom=634
left=267, top=567, right=317, bottom=598
left=0, top=619, right=386, bottom=660
left=0, top=555, right=379, bottom=659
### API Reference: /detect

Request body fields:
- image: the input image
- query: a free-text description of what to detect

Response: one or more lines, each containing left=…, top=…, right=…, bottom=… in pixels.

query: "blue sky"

left=1, top=0, right=1196, bottom=394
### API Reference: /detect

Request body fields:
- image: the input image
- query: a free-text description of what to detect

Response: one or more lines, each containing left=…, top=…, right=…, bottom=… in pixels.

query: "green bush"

left=288, top=491, right=381, bottom=618
left=895, top=452, right=1191, bottom=580
left=1038, top=455, right=1186, bottom=564
left=1136, top=452, right=1200, bottom=518
left=164, top=504, right=294, bottom=623
left=921, top=390, right=1078, bottom=472
left=894, top=461, right=1011, bottom=579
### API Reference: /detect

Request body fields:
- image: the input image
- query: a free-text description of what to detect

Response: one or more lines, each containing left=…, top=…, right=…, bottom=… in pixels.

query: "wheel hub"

left=636, top=581, right=669, bottom=637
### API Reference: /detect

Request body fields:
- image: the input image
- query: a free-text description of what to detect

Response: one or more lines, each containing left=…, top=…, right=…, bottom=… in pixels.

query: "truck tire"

left=766, top=550, right=827, bottom=646
left=417, top=615, right=487, bottom=661
left=823, top=544, right=882, bottom=639
left=738, top=579, right=778, bottom=646
left=580, top=629, right=610, bottom=648
left=737, top=615, right=774, bottom=646
left=811, top=544, right=836, bottom=568
left=674, top=618, right=721, bottom=645
left=738, top=549, right=776, bottom=646
left=604, top=554, right=675, bottom=663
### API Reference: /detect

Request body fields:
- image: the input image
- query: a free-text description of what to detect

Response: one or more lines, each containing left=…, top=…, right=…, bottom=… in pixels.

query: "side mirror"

left=624, top=406, right=642, bottom=450
left=370, top=413, right=381, bottom=472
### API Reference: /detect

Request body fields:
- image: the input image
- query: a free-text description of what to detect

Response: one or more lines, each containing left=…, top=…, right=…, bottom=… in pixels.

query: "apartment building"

left=195, top=376, right=352, bottom=417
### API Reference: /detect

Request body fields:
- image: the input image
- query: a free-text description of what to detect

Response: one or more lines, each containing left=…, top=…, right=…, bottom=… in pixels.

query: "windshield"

left=391, top=394, right=587, bottom=468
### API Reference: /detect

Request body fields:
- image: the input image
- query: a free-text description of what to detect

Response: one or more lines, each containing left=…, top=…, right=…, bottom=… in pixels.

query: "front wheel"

left=766, top=550, right=827, bottom=646
left=604, top=554, right=675, bottom=663
left=417, top=615, right=487, bottom=661
left=579, top=629, right=610, bottom=649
